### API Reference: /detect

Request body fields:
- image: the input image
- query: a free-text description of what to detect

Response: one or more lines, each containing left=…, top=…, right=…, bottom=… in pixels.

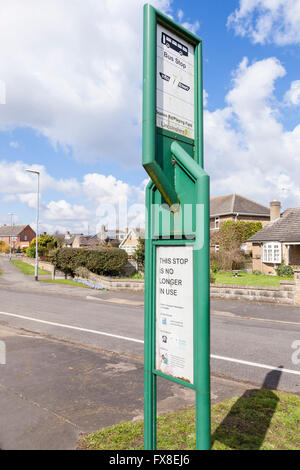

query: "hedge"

left=50, top=248, right=128, bottom=277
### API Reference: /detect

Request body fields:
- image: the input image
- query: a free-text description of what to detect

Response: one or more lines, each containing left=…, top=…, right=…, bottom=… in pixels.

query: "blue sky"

left=0, top=0, right=300, bottom=234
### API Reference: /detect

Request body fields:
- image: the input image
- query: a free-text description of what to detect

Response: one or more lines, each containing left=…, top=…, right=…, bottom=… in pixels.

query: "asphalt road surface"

left=0, top=286, right=299, bottom=392
left=0, top=257, right=300, bottom=449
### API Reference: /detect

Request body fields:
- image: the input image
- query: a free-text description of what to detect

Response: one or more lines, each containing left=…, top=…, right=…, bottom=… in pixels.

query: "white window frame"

left=262, top=242, right=281, bottom=264
left=215, top=244, right=220, bottom=253
left=215, top=217, right=220, bottom=230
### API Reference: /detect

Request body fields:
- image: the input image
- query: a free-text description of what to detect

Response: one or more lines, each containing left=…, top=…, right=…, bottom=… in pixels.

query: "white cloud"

left=0, top=0, right=177, bottom=164
left=43, top=200, right=90, bottom=221
left=204, top=56, right=300, bottom=208
left=18, top=193, right=38, bottom=210
left=82, top=173, right=131, bottom=205
left=227, top=0, right=300, bottom=46
left=0, top=160, right=80, bottom=195
left=176, top=8, right=200, bottom=34
left=284, top=80, right=300, bottom=105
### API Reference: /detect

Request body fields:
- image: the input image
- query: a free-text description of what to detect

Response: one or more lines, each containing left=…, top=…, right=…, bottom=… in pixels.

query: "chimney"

left=270, top=200, right=281, bottom=221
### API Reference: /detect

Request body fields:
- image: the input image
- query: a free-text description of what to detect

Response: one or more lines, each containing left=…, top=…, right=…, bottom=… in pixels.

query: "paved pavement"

left=0, top=256, right=93, bottom=298
left=0, top=256, right=300, bottom=449
left=0, top=323, right=256, bottom=450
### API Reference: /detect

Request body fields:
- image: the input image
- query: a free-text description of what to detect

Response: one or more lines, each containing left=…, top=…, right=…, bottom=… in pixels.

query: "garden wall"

left=76, top=272, right=144, bottom=291
left=210, top=281, right=295, bottom=305
left=17, top=256, right=300, bottom=303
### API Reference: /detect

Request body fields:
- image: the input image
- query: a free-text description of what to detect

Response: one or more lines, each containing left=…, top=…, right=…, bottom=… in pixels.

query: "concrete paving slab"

left=0, top=324, right=256, bottom=449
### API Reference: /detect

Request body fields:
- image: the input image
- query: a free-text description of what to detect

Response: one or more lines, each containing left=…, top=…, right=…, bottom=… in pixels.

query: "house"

left=210, top=194, right=270, bottom=253
left=210, top=194, right=270, bottom=231
left=98, top=225, right=127, bottom=244
left=72, top=234, right=103, bottom=249
left=54, top=231, right=83, bottom=248
left=248, top=201, right=300, bottom=275
left=119, top=228, right=145, bottom=256
left=0, top=224, right=36, bottom=250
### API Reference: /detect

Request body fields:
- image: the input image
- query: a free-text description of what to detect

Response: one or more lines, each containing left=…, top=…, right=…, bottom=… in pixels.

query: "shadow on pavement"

left=211, top=367, right=283, bottom=450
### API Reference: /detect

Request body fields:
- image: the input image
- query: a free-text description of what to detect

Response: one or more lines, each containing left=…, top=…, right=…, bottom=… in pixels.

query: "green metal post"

left=144, top=181, right=157, bottom=450
left=143, top=3, right=210, bottom=450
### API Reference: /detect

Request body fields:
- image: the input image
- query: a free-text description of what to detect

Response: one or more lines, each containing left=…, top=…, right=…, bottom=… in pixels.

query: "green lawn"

left=10, top=260, right=50, bottom=276
left=79, top=390, right=300, bottom=451
left=214, top=271, right=294, bottom=287
left=38, top=279, right=89, bottom=288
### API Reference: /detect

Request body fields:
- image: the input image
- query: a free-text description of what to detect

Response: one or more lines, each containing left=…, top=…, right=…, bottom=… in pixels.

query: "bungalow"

left=119, top=228, right=145, bottom=256
left=98, top=225, right=127, bottom=244
left=0, top=224, right=36, bottom=250
left=72, top=234, right=103, bottom=249
left=248, top=201, right=300, bottom=275
left=54, top=231, right=83, bottom=248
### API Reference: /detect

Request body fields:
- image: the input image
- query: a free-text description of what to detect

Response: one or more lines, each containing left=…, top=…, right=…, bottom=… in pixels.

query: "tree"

left=211, top=220, right=262, bottom=271
left=133, top=238, right=145, bottom=271
left=26, top=234, right=58, bottom=258
left=212, top=220, right=262, bottom=251
left=0, top=241, right=10, bottom=254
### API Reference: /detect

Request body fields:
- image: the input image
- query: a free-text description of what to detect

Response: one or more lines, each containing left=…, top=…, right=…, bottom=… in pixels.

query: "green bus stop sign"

left=143, top=3, right=211, bottom=450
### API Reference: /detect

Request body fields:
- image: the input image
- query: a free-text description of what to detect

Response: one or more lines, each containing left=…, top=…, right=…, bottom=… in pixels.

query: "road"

left=0, top=257, right=300, bottom=449
left=0, top=286, right=299, bottom=391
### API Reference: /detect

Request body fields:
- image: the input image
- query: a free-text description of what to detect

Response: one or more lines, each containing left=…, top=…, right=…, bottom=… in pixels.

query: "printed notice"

left=156, top=24, right=195, bottom=139
left=155, top=245, right=194, bottom=383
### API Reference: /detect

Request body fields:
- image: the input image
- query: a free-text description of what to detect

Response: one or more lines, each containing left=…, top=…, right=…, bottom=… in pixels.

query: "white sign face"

left=156, top=24, right=195, bottom=139
left=155, top=245, right=194, bottom=384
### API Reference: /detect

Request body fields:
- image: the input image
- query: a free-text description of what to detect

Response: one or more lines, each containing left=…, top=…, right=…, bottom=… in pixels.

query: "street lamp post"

left=8, top=212, right=14, bottom=260
left=26, top=169, right=40, bottom=281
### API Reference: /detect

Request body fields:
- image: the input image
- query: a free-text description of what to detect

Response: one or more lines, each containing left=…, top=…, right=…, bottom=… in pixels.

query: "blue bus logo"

left=161, top=32, right=188, bottom=57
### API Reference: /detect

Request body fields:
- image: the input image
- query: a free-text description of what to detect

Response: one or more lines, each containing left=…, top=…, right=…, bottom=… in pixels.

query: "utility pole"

left=8, top=212, right=14, bottom=260
left=26, top=169, right=40, bottom=281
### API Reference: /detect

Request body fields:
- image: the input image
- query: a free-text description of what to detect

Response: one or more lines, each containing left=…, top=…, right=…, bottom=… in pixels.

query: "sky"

left=0, top=0, right=300, bottom=234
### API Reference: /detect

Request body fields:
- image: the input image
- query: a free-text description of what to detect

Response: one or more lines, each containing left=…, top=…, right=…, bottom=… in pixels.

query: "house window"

left=262, top=242, right=281, bottom=264
left=215, top=244, right=220, bottom=253
left=24, top=235, right=27, bottom=241
left=215, top=217, right=220, bottom=230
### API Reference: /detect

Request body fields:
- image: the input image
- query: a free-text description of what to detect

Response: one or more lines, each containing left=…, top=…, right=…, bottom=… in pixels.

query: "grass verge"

left=79, top=390, right=300, bottom=450
left=10, top=260, right=50, bottom=276
left=38, top=279, right=89, bottom=288
left=215, top=271, right=293, bottom=287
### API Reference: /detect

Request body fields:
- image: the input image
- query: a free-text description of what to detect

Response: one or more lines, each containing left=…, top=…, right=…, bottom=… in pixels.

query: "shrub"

left=210, top=248, right=246, bottom=272
left=210, top=262, right=220, bottom=274
left=50, top=247, right=128, bottom=277
left=26, top=245, right=36, bottom=258
left=75, top=266, right=90, bottom=279
left=0, top=241, right=10, bottom=254
left=276, top=264, right=294, bottom=277
left=85, top=249, right=128, bottom=275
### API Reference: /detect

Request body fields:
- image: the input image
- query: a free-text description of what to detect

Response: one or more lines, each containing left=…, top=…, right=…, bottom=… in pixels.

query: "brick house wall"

left=252, top=242, right=278, bottom=275
left=0, top=225, right=36, bottom=250
left=210, top=214, right=269, bottom=231
left=18, top=226, right=36, bottom=248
